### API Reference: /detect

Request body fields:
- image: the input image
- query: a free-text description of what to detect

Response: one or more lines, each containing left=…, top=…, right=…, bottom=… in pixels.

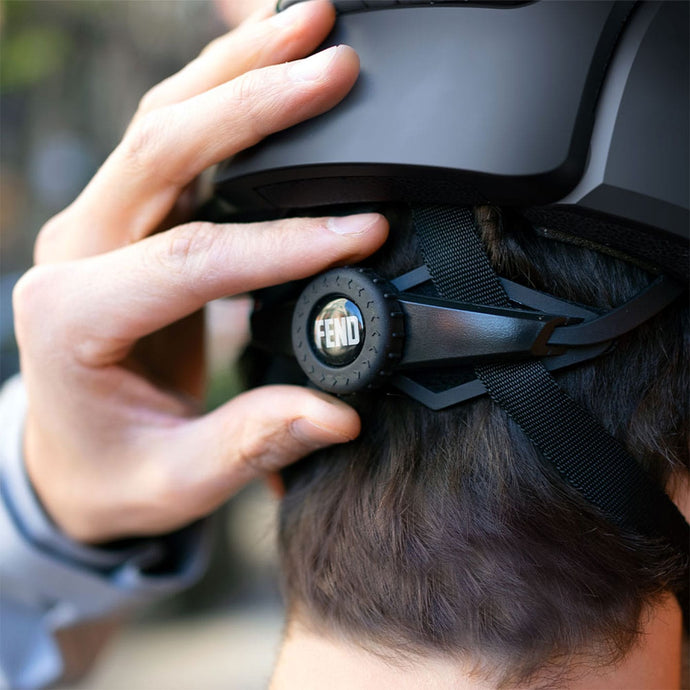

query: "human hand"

left=12, top=0, right=388, bottom=543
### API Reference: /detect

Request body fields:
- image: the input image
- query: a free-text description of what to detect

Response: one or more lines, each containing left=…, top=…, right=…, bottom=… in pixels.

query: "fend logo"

left=310, top=296, right=365, bottom=366
left=315, top=316, right=361, bottom=349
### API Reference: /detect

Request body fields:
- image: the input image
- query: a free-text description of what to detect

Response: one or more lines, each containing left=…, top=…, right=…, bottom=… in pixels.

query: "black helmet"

left=206, top=0, right=689, bottom=619
left=215, top=0, right=688, bottom=281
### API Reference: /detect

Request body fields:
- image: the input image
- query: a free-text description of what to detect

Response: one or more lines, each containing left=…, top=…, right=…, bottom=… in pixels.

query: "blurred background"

left=1, top=1, right=286, bottom=688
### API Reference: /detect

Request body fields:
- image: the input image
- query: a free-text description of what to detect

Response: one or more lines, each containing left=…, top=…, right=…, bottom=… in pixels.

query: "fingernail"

left=290, top=418, right=353, bottom=448
left=327, top=213, right=380, bottom=235
left=270, top=0, right=315, bottom=27
left=288, top=45, right=339, bottom=82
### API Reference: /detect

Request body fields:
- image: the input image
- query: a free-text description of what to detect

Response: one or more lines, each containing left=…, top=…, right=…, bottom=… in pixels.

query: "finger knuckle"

left=12, top=266, right=63, bottom=346
left=34, top=211, right=70, bottom=264
left=151, top=221, right=219, bottom=281
left=236, top=423, right=286, bottom=477
left=231, top=71, right=279, bottom=142
left=198, top=35, right=223, bottom=59
left=269, top=217, right=307, bottom=252
left=121, top=110, right=168, bottom=175
left=137, top=83, right=166, bottom=116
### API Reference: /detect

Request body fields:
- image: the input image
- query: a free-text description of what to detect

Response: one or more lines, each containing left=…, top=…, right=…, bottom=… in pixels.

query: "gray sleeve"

left=0, top=375, right=212, bottom=689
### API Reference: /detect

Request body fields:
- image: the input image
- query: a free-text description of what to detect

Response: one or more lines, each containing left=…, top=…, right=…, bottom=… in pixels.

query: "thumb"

left=169, top=385, right=360, bottom=514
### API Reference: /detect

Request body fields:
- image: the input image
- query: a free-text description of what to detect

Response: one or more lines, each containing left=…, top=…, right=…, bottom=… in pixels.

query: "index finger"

left=39, top=46, right=359, bottom=263
left=132, top=0, right=336, bottom=121
left=35, top=214, right=389, bottom=367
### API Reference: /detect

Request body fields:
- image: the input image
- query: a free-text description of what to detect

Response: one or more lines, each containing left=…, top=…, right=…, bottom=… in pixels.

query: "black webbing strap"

left=413, top=206, right=689, bottom=613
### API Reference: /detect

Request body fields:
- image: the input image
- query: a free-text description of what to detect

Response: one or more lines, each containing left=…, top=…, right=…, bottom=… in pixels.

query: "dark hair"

left=276, top=207, right=688, bottom=688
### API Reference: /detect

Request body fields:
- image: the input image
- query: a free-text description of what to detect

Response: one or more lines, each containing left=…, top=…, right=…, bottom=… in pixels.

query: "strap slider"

left=530, top=317, right=569, bottom=357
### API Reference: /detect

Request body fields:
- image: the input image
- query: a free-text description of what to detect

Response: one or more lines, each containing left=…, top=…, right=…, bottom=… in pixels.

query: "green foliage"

left=206, top=364, right=247, bottom=412
left=1, top=24, right=71, bottom=92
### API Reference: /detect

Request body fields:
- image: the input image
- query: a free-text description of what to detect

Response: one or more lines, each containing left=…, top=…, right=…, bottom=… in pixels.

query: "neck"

left=270, top=595, right=683, bottom=690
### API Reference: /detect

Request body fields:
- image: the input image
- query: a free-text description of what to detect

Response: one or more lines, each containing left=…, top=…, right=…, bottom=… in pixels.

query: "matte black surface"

left=560, top=1, right=690, bottom=241
left=217, top=1, right=689, bottom=271
left=218, top=1, right=631, bottom=205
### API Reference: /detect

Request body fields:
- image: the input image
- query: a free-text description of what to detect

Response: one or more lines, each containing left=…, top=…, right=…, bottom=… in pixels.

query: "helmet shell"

left=214, top=1, right=689, bottom=278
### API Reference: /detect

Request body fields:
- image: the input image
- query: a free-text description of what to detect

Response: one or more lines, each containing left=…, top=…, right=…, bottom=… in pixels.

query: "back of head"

left=209, top=1, right=689, bottom=685
left=276, top=206, right=688, bottom=687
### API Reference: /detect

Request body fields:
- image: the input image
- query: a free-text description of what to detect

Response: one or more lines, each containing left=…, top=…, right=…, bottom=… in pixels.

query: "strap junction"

left=390, top=266, right=682, bottom=409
